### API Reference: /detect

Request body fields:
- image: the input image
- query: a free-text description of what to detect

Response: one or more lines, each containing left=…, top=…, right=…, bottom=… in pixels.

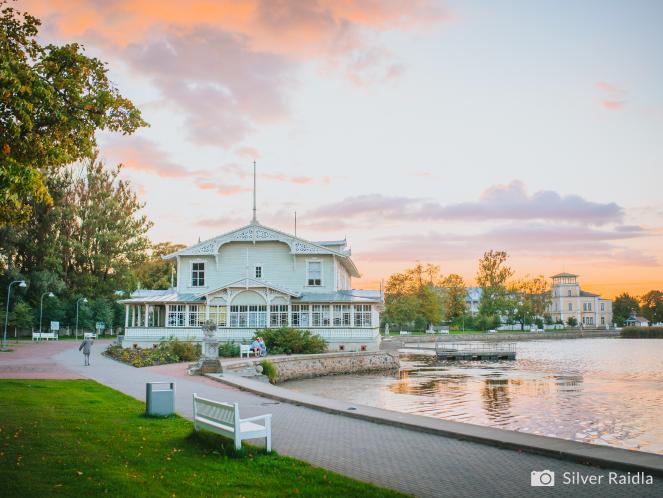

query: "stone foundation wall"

left=226, top=351, right=399, bottom=383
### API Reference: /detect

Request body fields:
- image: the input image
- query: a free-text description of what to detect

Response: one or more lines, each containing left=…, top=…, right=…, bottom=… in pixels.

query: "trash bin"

left=146, top=382, right=175, bottom=416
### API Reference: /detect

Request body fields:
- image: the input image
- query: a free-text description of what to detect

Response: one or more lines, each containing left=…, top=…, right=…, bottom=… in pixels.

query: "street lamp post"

left=39, top=292, right=55, bottom=334
left=75, top=297, right=88, bottom=340
left=3, top=280, right=27, bottom=350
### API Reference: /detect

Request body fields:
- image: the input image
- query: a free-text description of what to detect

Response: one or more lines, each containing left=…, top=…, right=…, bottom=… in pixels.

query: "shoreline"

left=208, top=371, right=663, bottom=477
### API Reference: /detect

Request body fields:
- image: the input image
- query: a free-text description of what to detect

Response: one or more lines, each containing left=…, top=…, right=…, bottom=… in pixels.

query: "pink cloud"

left=102, top=136, right=201, bottom=178
left=364, top=224, right=656, bottom=266
left=307, top=182, right=623, bottom=225
left=597, top=81, right=627, bottom=110
left=23, top=0, right=450, bottom=148
left=237, top=147, right=261, bottom=159
left=602, top=100, right=625, bottom=110
left=194, top=179, right=252, bottom=196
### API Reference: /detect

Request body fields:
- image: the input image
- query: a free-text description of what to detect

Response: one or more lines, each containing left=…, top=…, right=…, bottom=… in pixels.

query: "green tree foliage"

left=508, top=275, right=550, bottom=329
left=476, top=250, right=514, bottom=328
left=384, top=263, right=444, bottom=329
left=639, top=290, right=663, bottom=325
left=9, top=300, right=32, bottom=330
left=612, top=292, right=640, bottom=326
left=567, top=316, right=578, bottom=327
left=0, top=1, right=147, bottom=224
left=135, top=242, right=186, bottom=289
left=440, top=273, right=467, bottom=322
left=0, top=155, right=153, bottom=332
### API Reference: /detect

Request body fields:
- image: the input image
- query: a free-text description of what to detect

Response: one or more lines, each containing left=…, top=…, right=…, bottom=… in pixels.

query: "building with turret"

left=547, top=273, right=612, bottom=327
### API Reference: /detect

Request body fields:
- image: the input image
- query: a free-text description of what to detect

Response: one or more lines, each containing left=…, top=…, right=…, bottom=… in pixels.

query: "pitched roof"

left=296, top=290, right=383, bottom=303
left=551, top=272, right=579, bottom=278
left=199, top=278, right=301, bottom=298
left=119, top=290, right=203, bottom=304
left=580, top=290, right=599, bottom=297
left=163, top=222, right=360, bottom=277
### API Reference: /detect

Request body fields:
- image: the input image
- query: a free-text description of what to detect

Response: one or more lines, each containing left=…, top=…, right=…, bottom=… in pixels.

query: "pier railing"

left=435, top=342, right=516, bottom=353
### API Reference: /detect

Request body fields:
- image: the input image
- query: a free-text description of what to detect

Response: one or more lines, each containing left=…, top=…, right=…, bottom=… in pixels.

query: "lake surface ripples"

left=284, top=338, right=663, bottom=454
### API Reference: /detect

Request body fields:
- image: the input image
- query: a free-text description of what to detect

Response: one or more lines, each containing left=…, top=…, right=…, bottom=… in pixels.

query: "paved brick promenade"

left=2, top=341, right=662, bottom=497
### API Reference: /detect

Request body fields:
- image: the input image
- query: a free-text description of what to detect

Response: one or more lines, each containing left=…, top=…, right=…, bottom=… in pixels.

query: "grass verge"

left=0, top=379, right=406, bottom=497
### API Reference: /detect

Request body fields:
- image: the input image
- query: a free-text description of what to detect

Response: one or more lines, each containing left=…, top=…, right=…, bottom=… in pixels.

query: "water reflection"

left=284, top=338, right=663, bottom=455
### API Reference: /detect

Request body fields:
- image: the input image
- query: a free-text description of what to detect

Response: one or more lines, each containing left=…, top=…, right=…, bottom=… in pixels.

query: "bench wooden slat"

left=193, top=394, right=271, bottom=452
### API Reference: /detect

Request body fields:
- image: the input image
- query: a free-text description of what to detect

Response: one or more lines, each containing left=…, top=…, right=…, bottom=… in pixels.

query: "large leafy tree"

left=612, top=292, right=640, bottom=326
left=639, top=290, right=663, bottom=325
left=135, top=242, right=186, bottom=290
left=476, top=250, right=514, bottom=326
left=0, top=154, right=152, bottom=330
left=0, top=1, right=147, bottom=224
left=509, top=275, right=550, bottom=329
left=440, top=273, right=467, bottom=323
left=384, top=263, right=444, bottom=328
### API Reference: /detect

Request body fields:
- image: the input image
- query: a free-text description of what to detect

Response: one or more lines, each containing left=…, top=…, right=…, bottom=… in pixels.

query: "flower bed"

left=104, top=339, right=201, bottom=367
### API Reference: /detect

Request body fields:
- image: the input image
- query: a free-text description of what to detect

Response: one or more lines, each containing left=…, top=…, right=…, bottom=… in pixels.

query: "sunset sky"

left=21, top=0, right=663, bottom=297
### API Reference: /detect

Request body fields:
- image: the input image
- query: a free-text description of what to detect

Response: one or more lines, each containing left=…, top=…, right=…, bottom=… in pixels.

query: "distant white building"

left=465, top=287, right=482, bottom=315
left=624, top=315, right=649, bottom=327
left=119, top=176, right=383, bottom=351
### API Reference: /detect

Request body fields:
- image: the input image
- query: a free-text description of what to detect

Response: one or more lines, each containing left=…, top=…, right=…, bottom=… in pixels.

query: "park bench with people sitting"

left=239, top=344, right=256, bottom=358
left=192, top=394, right=272, bottom=451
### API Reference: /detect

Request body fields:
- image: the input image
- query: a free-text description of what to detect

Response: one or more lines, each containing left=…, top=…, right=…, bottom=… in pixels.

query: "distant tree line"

left=613, top=291, right=663, bottom=326
left=384, top=250, right=663, bottom=331
left=383, top=251, right=553, bottom=331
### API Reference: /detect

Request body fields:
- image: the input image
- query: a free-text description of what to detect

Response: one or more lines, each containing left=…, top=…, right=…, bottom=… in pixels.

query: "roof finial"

left=252, top=160, right=258, bottom=224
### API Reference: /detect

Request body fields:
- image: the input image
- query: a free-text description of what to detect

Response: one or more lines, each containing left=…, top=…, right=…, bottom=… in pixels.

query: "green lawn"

left=0, top=380, right=406, bottom=497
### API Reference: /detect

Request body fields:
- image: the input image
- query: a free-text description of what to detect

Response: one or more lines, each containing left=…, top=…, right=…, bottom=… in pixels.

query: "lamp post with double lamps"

left=75, top=297, right=88, bottom=340
left=39, top=292, right=55, bottom=335
left=3, top=280, right=27, bottom=350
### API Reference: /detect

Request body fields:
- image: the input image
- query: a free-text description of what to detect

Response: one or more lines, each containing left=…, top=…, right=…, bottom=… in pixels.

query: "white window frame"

left=270, top=304, right=289, bottom=327
left=306, top=260, right=323, bottom=287
left=167, top=304, right=186, bottom=327
left=291, top=305, right=310, bottom=327
left=332, top=304, right=351, bottom=326
left=353, top=304, right=372, bottom=327
left=191, top=261, right=205, bottom=287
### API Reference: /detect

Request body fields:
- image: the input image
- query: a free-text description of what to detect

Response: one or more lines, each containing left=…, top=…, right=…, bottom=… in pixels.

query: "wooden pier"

left=435, top=342, right=516, bottom=361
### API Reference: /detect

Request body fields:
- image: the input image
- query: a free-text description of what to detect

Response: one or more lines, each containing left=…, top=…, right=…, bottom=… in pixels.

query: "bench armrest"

left=240, top=414, right=272, bottom=424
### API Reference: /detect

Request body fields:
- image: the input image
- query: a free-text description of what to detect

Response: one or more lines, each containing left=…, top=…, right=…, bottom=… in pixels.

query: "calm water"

left=284, top=338, right=663, bottom=454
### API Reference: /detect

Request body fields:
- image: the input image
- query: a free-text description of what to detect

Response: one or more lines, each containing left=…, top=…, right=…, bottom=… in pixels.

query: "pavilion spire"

left=251, top=160, right=258, bottom=224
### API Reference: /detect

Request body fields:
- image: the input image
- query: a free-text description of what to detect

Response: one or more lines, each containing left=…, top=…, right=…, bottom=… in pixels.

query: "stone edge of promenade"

left=208, top=371, right=663, bottom=478
left=223, top=351, right=399, bottom=382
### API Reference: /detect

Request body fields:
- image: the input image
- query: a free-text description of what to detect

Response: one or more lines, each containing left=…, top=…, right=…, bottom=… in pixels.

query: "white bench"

left=240, top=344, right=256, bottom=358
left=193, top=394, right=271, bottom=452
left=399, top=331, right=410, bottom=336
left=32, top=332, right=57, bottom=341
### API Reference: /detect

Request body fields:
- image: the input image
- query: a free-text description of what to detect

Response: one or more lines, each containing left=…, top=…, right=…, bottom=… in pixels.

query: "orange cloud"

left=21, top=0, right=449, bottom=55
left=596, top=81, right=627, bottom=110
left=21, top=0, right=450, bottom=148
left=602, top=100, right=624, bottom=110
left=195, top=180, right=252, bottom=196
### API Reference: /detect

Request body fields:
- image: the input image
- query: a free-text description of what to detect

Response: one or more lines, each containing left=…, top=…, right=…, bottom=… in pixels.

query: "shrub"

left=256, top=327, right=327, bottom=354
left=163, top=338, right=200, bottom=362
left=218, top=341, right=240, bottom=357
left=260, top=360, right=278, bottom=384
left=620, top=326, right=663, bottom=338
left=567, top=316, right=578, bottom=327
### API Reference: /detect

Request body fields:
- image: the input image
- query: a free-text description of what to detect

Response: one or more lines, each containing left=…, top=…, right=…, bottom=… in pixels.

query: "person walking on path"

left=78, top=338, right=93, bottom=366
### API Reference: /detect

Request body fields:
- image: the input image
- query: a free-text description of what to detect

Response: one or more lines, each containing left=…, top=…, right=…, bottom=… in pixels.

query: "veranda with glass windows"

left=125, top=302, right=376, bottom=329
